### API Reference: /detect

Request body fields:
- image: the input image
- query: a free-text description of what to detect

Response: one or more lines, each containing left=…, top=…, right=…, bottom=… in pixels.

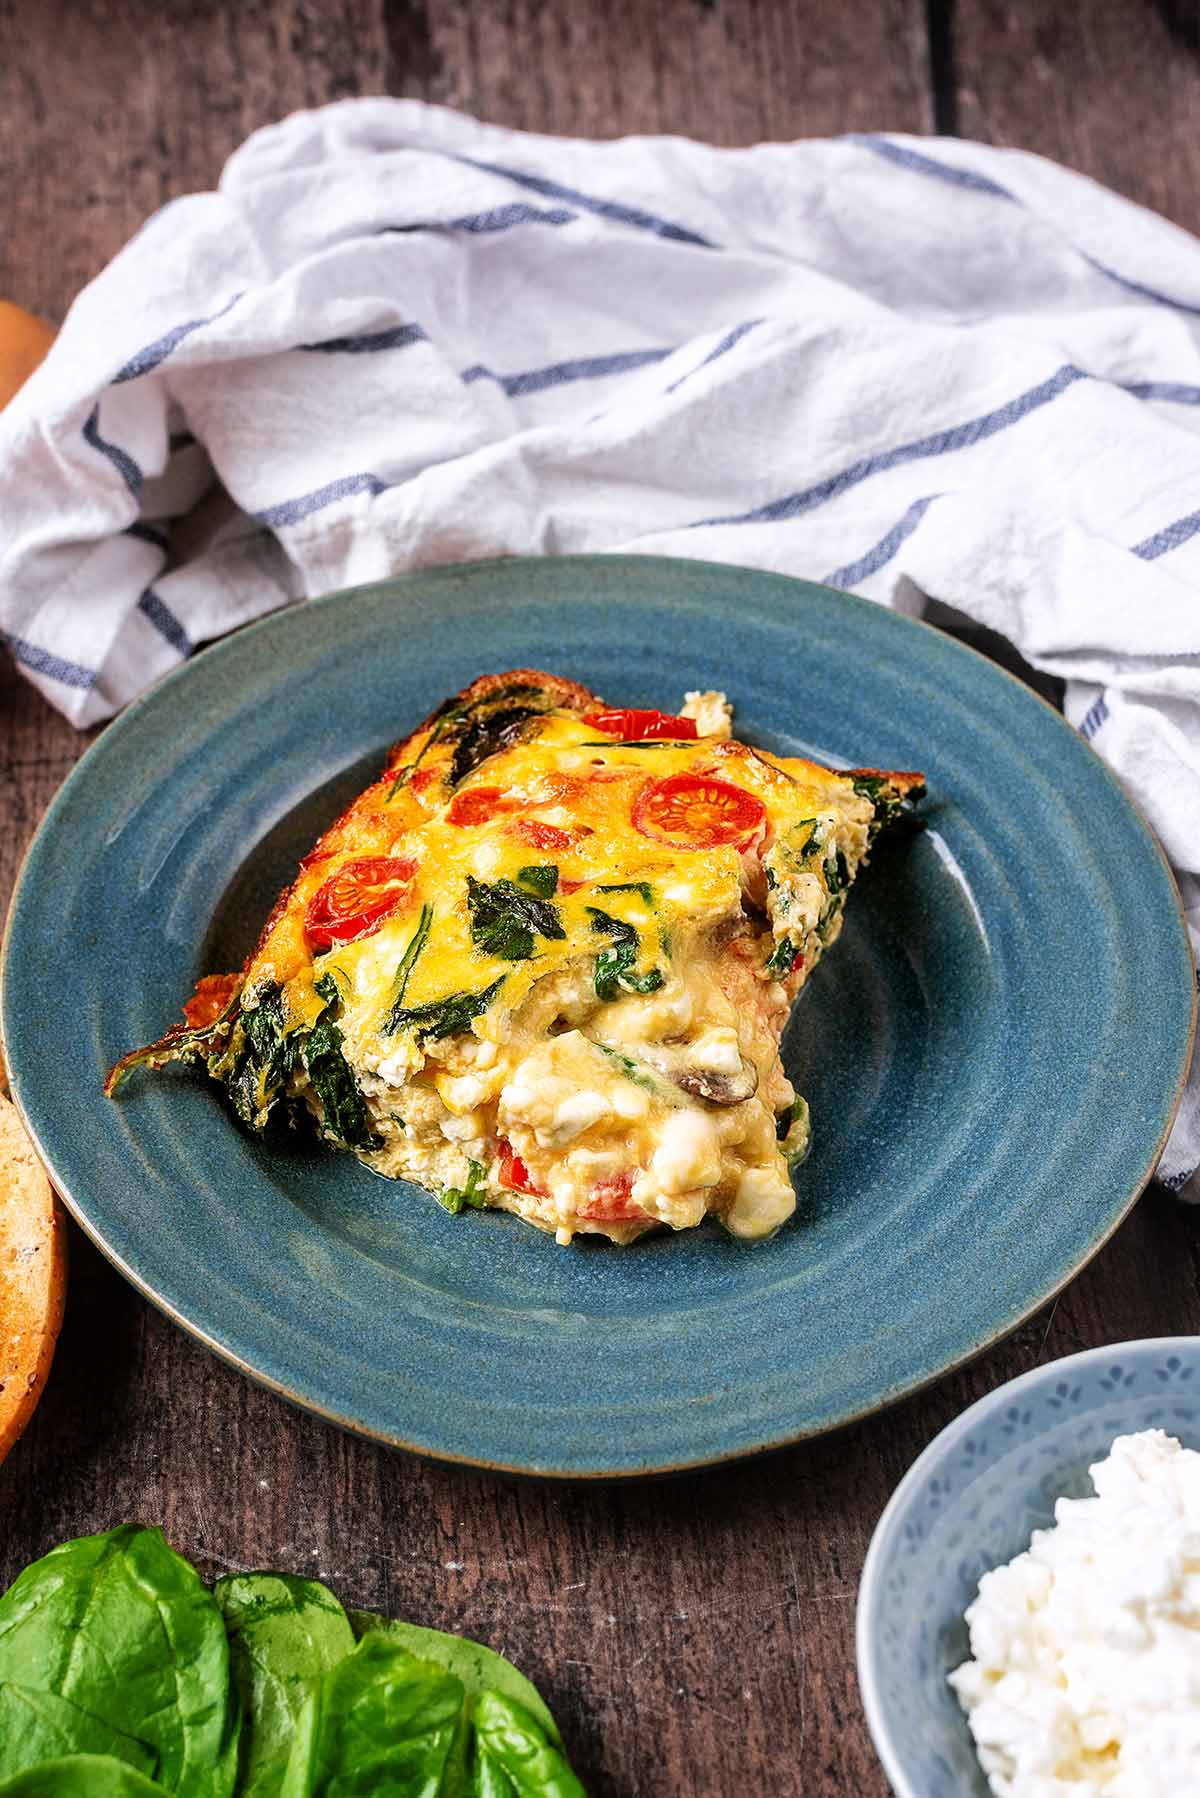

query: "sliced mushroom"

left=672, top=1054, right=759, bottom=1106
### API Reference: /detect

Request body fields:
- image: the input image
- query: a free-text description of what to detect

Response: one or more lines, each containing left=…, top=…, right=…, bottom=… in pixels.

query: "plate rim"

left=2, top=554, right=1195, bottom=1478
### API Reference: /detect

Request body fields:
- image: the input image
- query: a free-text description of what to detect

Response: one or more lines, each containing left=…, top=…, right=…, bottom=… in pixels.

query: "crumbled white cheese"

left=950, top=1429, right=1200, bottom=1797
left=681, top=689, right=733, bottom=739
left=687, top=1026, right=743, bottom=1076
left=724, top=1161, right=795, bottom=1238
left=648, top=1110, right=723, bottom=1195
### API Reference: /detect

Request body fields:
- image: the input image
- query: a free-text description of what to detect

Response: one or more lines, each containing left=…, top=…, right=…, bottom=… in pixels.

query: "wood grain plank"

left=7, top=5, right=1199, bottom=1796
left=387, top=0, right=933, bottom=144
left=952, top=0, right=1200, bottom=235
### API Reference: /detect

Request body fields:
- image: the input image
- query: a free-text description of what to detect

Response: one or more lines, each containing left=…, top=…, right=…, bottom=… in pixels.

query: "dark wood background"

left=3, top=4, right=1200, bottom=1793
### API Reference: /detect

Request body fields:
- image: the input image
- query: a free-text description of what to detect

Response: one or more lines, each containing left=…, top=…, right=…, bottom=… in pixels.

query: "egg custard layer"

left=108, top=670, right=923, bottom=1245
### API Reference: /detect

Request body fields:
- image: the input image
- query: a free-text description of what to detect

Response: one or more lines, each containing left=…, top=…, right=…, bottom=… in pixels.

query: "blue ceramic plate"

left=2, top=557, right=1193, bottom=1476
left=856, top=1337, right=1200, bottom=1797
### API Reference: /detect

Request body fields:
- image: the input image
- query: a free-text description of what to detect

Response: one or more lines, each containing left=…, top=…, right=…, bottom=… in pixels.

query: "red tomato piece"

left=183, top=972, right=240, bottom=1029
left=445, top=787, right=515, bottom=827
left=790, top=948, right=807, bottom=975
left=410, top=766, right=439, bottom=793
left=583, top=708, right=698, bottom=741
left=577, top=1170, right=644, bottom=1222
left=509, top=819, right=576, bottom=853
left=632, top=773, right=766, bottom=850
left=497, top=1138, right=547, bottom=1198
left=304, top=856, right=418, bottom=950
left=558, top=878, right=585, bottom=895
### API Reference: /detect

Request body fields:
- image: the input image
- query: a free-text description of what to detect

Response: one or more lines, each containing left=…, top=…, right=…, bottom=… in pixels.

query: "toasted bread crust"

left=0, top=1093, right=66, bottom=1464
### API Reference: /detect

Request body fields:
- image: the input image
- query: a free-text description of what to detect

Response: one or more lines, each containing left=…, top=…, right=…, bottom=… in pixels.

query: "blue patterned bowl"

left=857, top=1337, right=1200, bottom=1796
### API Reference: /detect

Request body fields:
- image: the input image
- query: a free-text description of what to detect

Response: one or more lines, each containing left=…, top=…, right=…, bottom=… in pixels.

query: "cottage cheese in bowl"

left=950, top=1429, right=1200, bottom=1796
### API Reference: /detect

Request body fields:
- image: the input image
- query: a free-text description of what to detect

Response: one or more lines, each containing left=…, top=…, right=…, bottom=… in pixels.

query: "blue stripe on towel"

left=688, top=363, right=1088, bottom=528
left=823, top=494, right=940, bottom=588
left=253, top=472, right=390, bottom=528
left=112, top=291, right=243, bottom=383
left=82, top=405, right=144, bottom=498
left=450, top=154, right=716, bottom=248
left=379, top=203, right=576, bottom=237
left=666, top=319, right=764, bottom=395
left=125, top=521, right=170, bottom=553
left=300, top=323, right=427, bottom=355
left=2, top=631, right=96, bottom=691
left=1122, top=380, right=1200, bottom=405
left=856, top=137, right=1200, bottom=318
left=462, top=346, right=674, bottom=397
left=1132, top=507, right=1200, bottom=560
left=852, top=135, right=1018, bottom=201
left=137, top=588, right=192, bottom=657
left=1079, top=695, right=1110, bottom=740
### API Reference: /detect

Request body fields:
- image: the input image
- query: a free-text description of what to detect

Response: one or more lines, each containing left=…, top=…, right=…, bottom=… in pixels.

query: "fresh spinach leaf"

left=471, top=1690, right=585, bottom=1798
left=346, top=1617, right=562, bottom=1748
left=587, top=909, right=665, bottom=1003
left=823, top=848, right=850, bottom=896
left=223, top=985, right=303, bottom=1131
left=303, top=976, right=380, bottom=1151
left=214, top=1574, right=356, bottom=1798
left=438, top=1160, right=488, bottom=1216
left=380, top=904, right=434, bottom=1034
left=0, top=1525, right=238, bottom=1798
left=516, top=865, right=558, bottom=899
left=0, top=1758, right=167, bottom=1797
left=385, top=978, right=506, bottom=1044
left=0, top=1686, right=157, bottom=1783
left=279, top=1637, right=464, bottom=1797
left=467, top=879, right=565, bottom=963
left=595, top=881, right=654, bottom=906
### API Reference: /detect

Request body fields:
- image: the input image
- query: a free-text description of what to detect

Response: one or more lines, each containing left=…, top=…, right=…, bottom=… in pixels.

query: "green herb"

left=0, top=1524, right=238, bottom=1798
left=764, top=935, right=797, bottom=977
left=215, top=1575, right=356, bottom=1798
left=776, top=1095, right=812, bottom=1168
left=385, top=709, right=460, bottom=802
left=516, top=864, right=559, bottom=899
left=386, top=1113, right=406, bottom=1129
left=226, top=984, right=304, bottom=1129
left=587, top=908, right=666, bottom=1003
left=437, top=1160, right=488, bottom=1215
left=592, top=1042, right=660, bottom=1095
left=467, top=878, right=565, bottom=962
left=817, top=896, right=843, bottom=942
left=852, top=773, right=927, bottom=839
left=380, top=904, right=433, bottom=1033
left=385, top=977, right=506, bottom=1043
left=577, top=739, right=677, bottom=749
left=0, top=1761, right=168, bottom=1796
left=595, top=881, right=654, bottom=906
left=823, top=848, right=850, bottom=896
left=305, top=976, right=380, bottom=1151
left=104, top=982, right=242, bottom=1098
left=448, top=706, right=543, bottom=789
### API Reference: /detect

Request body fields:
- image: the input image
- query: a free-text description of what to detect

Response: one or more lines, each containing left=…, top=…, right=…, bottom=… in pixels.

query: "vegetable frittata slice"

left=108, top=670, right=923, bottom=1244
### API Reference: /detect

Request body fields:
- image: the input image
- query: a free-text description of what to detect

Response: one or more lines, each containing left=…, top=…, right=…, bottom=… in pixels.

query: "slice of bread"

left=0, top=1085, right=67, bottom=1463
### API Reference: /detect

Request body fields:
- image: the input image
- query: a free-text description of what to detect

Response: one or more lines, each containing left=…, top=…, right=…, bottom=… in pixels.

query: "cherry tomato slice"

left=183, top=972, right=240, bottom=1029
left=577, top=1170, right=644, bottom=1222
left=632, top=773, right=766, bottom=850
left=583, top=708, right=698, bottom=741
left=304, top=855, right=417, bottom=950
left=508, top=818, right=583, bottom=853
left=445, top=787, right=515, bottom=827
left=497, top=1138, right=547, bottom=1198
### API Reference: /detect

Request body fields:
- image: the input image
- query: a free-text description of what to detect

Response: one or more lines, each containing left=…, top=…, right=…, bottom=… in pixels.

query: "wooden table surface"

left=3, top=4, right=1199, bottom=1793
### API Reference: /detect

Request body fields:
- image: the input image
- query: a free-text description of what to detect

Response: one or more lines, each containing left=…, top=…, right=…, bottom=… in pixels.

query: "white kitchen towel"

left=1, top=101, right=1197, bottom=1191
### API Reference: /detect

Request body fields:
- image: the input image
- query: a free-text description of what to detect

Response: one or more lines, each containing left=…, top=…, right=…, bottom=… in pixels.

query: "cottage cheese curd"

left=950, top=1430, right=1200, bottom=1797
